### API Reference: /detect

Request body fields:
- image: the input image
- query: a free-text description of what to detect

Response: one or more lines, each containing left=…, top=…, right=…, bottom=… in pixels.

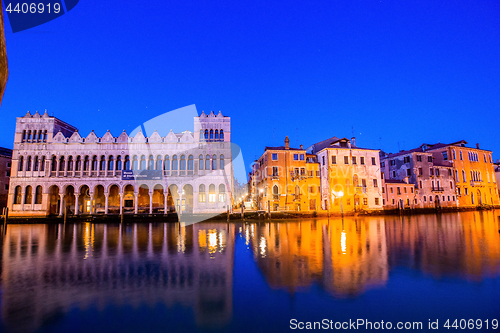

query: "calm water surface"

left=1, top=211, right=500, bottom=332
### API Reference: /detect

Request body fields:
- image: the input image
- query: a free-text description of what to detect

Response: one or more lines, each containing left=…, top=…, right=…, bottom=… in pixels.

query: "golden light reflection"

left=341, top=230, right=346, bottom=254
left=83, top=223, right=94, bottom=259
left=198, top=230, right=207, bottom=252
left=259, top=236, right=267, bottom=258
left=208, top=229, right=217, bottom=255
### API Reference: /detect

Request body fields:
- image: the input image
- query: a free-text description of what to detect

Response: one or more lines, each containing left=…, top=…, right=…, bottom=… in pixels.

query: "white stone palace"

left=7, top=110, right=234, bottom=217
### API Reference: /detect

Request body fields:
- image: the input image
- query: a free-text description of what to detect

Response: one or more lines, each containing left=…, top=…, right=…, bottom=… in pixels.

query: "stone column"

left=119, top=193, right=123, bottom=215
left=104, top=192, right=109, bottom=215
left=90, top=193, right=94, bottom=214
left=75, top=194, right=79, bottom=215
left=164, top=191, right=168, bottom=215
left=149, top=192, right=153, bottom=215
left=59, top=193, right=64, bottom=216
left=134, top=193, right=138, bottom=214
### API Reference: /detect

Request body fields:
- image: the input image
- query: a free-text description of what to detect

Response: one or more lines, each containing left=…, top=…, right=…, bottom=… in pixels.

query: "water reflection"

left=244, top=218, right=389, bottom=297
left=0, top=211, right=499, bottom=332
left=1, top=223, right=235, bottom=332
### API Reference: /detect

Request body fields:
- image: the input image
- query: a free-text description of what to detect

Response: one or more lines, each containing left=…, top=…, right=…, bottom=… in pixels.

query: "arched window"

left=132, top=156, right=138, bottom=170
left=59, top=156, right=65, bottom=172
left=140, top=155, right=146, bottom=170
left=462, top=170, right=466, bottom=182
left=200, top=130, right=204, bottom=141
left=205, top=155, right=210, bottom=170
left=124, top=156, right=130, bottom=170
left=24, top=185, right=32, bottom=204
left=212, top=154, right=217, bottom=170
left=35, top=185, right=42, bottom=204
left=92, top=156, right=98, bottom=171
left=220, top=154, right=224, bottom=169
left=219, top=184, right=226, bottom=202
left=100, top=155, right=106, bottom=170
left=26, top=156, right=32, bottom=171
left=84, top=156, right=89, bottom=171
left=18, top=156, right=24, bottom=171
left=51, top=156, right=57, bottom=171
left=204, top=129, right=209, bottom=140
left=295, top=185, right=300, bottom=197
left=188, top=155, right=194, bottom=171
left=353, top=174, right=359, bottom=187
left=208, top=184, right=216, bottom=202
left=14, top=186, right=22, bottom=204
left=68, top=156, right=74, bottom=171
left=273, top=185, right=279, bottom=199
left=40, top=156, right=45, bottom=171
left=34, top=156, right=39, bottom=171
left=210, top=129, right=214, bottom=140
left=27, top=130, right=32, bottom=142
left=199, top=155, right=204, bottom=170
left=220, top=129, right=224, bottom=140
left=180, top=155, right=186, bottom=170
left=164, top=155, right=170, bottom=170
left=199, top=184, right=206, bottom=202
left=156, top=155, right=162, bottom=170
left=22, top=130, right=26, bottom=142
left=172, top=155, right=178, bottom=170
left=116, top=156, right=122, bottom=170
left=215, top=129, right=219, bottom=140
left=108, top=156, right=114, bottom=170
left=43, top=130, right=47, bottom=142
left=148, top=155, right=154, bottom=170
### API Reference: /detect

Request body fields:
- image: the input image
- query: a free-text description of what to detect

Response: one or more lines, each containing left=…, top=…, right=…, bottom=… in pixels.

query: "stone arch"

left=108, top=184, right=120, bottom=213
left=48, top=185, right=60, bottom=216
left=138, top=184, right=150, bottom=213
left=123, top=184, right=135, bottom=213
left=182, top=184, right=193, bottom=213
left=167, top=184, right=179, bottom=213
left=63, top=185, right=76, bottom=215
left=152, top=184, right=165, bottom=213
left=93, top=185, right=106, bottom=214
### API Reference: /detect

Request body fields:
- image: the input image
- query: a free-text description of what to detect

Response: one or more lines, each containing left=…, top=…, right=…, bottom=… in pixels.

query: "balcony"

left=431, top=187, right=444, bottom=192
left=470, top=180, right=483, bottom=187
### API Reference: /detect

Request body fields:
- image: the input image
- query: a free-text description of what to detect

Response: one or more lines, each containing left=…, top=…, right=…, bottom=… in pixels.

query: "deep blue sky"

left=1, top=0, right=500, bottom=176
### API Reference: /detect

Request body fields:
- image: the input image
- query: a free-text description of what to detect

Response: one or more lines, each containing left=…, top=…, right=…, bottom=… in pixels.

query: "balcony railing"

left=431, top=187, right=444, bottom=192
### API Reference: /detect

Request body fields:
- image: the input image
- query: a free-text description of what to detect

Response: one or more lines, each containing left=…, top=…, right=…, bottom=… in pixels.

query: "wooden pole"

left=267, top=200, right=270, bottom=219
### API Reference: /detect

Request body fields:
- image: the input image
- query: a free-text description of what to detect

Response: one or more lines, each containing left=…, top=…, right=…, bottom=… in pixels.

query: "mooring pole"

left=267, top=200, right=270, bottom=219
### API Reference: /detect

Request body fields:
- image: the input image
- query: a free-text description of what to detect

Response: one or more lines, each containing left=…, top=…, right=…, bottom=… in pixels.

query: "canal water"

left=0, top=211, right=499, bottom=332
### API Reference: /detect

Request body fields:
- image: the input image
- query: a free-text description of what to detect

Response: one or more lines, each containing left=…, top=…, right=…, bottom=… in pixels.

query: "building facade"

left=0, top=147, right=12, bottom=210
left=249, top=137, right=322, bottom=211
left=382, top=179, right=417, bottom=209
left=380, top=147, right=457, bottom=209
left=7, top=110, right=234, bottom=217
left=308, top=137, right=384, bottom=213
left=425, top=141, right=499, bottom=208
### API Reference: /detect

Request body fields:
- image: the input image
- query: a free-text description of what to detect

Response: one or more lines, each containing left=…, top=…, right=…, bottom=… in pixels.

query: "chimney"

left=300, top=144, right=303, bottom=150
left=351, top=137, right=356, bottom=147
left=404, top=177, right=408, bottom=184
left=476, top=143, right=479, bottom=149
left=285, top=136, right=289, bottom=150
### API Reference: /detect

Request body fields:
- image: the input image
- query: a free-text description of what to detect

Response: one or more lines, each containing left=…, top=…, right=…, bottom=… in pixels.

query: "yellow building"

left=250, top=137, right=322, bottom=212
left=308, top=137, right=384, bottom=214
left=426, top=141, right=499, bottom=208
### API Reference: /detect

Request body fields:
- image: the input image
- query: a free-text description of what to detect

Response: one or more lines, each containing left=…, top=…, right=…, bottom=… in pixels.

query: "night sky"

left=1, top=0, right=500, bottom=179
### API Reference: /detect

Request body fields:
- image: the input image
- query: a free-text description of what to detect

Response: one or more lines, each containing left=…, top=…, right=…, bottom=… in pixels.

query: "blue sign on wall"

left=121, top=170, right=163, bottom=181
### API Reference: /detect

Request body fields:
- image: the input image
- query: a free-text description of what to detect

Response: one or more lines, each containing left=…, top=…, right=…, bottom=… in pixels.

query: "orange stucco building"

left=249, top=137, right=322, bottom=211
left=425, top=141, right=499, bottom=208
